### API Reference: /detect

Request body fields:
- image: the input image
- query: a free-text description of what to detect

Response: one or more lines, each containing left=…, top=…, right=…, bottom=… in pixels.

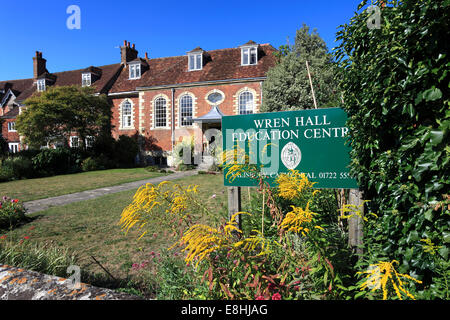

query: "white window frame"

left=8, top=143, right=19, bottom=153
left=129, top=63, right=141, bottom=80
left=179, top=95, right=193, bottom=127
left=154, top=97, right=167, bottom=128
left=7, top=122, right=16, bottom=132
left=37, top=79, right=46, bottom=92
left=85, top=136, right=95, bottom=148
left=121, top=100, right=133, bottom=129
left=82, top=73, right=92, bottom=87
left=188, top=53, right=202, bottom=71
left=70, top=136, right=79, bottom=148
left=239, top=91, right=255, bottom=115
left=241, top=47, right=258, bottom=66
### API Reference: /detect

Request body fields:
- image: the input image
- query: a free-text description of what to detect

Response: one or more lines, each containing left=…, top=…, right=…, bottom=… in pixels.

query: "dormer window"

left=37, top=79, right=46, bottom=92
left=188, top=53, right=202, bottom=71
left=187, top=47, right=204, bottom=71
left=129, top=63, right=141, bottom=79
left=82, top=73, right=91, bottom=87
left=240, top=41, right=259, bottom=66
left=242, top=47, right=258, bottom=66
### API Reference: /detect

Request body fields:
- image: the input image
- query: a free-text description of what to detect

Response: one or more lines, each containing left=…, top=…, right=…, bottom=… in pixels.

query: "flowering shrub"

left=120, top=171, right=361, bottom=300
left=120, top=168, right=428, bottom=300
left=0, top=196, right=28, bottom=230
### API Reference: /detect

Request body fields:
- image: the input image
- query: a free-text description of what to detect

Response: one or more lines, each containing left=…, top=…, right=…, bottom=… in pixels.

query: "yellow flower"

left=338, top=201, right=373, bottom=222
left=233, top=230, right=273, bottom=256
left=118, top=181, right=200, bottom=238
left=276, top=170, right=315, bottom=200
left=222, top=146, right=259, bottom=183
left=172, top=212, right=250, bottom=267
left=357, top=260, right=422, bottom=300
left=420, top=238, right=442, bottom=255
left=280, top=203, right=321, bottom=236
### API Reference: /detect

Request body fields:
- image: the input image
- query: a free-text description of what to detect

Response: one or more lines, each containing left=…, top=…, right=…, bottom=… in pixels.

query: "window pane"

left=189, top=56, right=195, bottom=70
left=122, top=102, right=132, bottom=127
left=130, top=65, right=135, bottom=79
left=136, top=64, right=141, bottom=78
left=250, top=48, right=257, bottom=64
left=243, top=48, right=249, bottom=65
left=71, top=137, right=79, bottom=148
left=239, top=91, right=254, bottom=114
left=155, top=98, right=167, bottom=127
left=180, top=95, right=193, bottom=126
left=196, top=54, right=201, bottom=69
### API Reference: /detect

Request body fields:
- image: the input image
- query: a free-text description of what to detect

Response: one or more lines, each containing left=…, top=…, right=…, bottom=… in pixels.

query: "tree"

left=16, top=85, right=112, bottom=150
left=261, top=24, right=341, bottom=112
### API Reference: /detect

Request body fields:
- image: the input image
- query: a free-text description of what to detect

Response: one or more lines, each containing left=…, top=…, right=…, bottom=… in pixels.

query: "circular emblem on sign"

left=281, top=142, right=301, bottom=170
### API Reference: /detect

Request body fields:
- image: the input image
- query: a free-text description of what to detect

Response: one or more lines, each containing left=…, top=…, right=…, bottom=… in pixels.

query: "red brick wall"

left=110, top=96, right=140, bottom=139
left=2, top=119, right=20, bottom=143
left=139, top=81, right=262, bottom=152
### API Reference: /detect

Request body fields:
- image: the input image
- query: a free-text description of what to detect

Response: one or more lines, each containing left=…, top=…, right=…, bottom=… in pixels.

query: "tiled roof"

left=8, top=63, right=123, bottom=102
left=1, top=105, right=20, bottom=119
left=0, top=79, right=34, bottom=102
left=240, top=40, right=258, bottom=47
left=110, top=44, right=277, bottom=93
left=187, top=47, right=204, bottom=53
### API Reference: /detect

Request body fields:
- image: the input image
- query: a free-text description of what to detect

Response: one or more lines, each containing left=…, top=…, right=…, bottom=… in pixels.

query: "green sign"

left=222, top=107, right=358, bottom=189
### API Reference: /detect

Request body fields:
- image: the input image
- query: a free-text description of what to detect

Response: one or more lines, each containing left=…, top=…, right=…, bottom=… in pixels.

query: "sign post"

left=348, top=189, right=364, bottom=258
left=222, top=108, right=363, bottom=252
left=227, top=186, right=242, bottom=230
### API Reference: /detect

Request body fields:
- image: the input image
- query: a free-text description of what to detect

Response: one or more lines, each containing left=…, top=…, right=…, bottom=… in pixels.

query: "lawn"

left=1, top=172, right=256, bottom=296
left=0, top=168, right=168, bottom=202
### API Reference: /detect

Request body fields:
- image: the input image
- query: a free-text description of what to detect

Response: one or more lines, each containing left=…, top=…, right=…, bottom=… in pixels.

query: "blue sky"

left=0, top=0, right=362, bottom=81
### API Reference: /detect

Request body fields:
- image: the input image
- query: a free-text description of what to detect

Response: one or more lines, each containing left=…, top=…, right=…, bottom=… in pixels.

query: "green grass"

left=1, top=173, right=257, bottom=296
left=0, top=168, right=168, bottom=202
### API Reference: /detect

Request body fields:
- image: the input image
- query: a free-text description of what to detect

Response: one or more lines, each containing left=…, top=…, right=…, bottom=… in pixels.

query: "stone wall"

left=0, top=265, right=141, bottom=300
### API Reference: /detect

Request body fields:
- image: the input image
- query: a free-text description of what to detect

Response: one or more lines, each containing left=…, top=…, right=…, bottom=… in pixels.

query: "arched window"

left=239, top=91, right=254, bottom=115
left=121, top=100, right=132, bottom=128
left=154, top=97, right=167, bottom=127
left=180, top=95, right=193, bottom=126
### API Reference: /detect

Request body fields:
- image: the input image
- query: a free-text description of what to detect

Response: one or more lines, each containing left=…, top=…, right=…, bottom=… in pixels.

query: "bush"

left=31, top=148, right=74, bottom=176
left=336, top=0, right=449, bottom=299
left=0, top=157, right=34, bottom=180
left=0, top=162, right=14, bottom=182
left=0, top=197, right=28, bottom=230
left=144, top=165, right=160, bottom=173
left=0, top=238, right=78, bottom=278
left=113, top=135, right=139, bottom=168
left=176, top=163, right=196, bottom=171
left=171, top=136, right=195, bottom=167
left=81, top=156, right=110, bottom=172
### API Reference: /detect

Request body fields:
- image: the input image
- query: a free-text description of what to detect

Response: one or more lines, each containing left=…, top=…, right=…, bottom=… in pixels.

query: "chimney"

left=145, top=52, right=149, bottom=60
left=33, top=51, right=47, bottom=79
left=121, top=40, right=138, bottom=65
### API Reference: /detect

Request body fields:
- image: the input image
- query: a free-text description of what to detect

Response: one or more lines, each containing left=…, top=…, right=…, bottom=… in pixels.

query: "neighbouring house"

left=0, top=40, right=277, bottom=164
left=0, top=51, right=123, bottom=151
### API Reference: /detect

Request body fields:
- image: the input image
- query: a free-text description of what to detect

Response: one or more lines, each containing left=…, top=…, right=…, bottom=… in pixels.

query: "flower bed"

left=0, top=197, right=28, bottom=230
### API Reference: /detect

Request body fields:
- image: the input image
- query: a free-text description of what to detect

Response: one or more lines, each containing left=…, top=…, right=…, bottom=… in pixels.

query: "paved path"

left=24, top=170, right=199, bottom=214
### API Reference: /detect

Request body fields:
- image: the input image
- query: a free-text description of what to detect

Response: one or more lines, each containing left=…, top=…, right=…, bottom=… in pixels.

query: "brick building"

left=1, top=40, right=277, bottom=163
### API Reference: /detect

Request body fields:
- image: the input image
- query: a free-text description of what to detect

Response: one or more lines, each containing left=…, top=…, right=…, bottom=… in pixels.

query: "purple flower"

left=131, top=263, right=139, bottom=270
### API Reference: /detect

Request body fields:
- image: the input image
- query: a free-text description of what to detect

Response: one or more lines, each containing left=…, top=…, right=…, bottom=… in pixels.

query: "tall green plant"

left=261, top=24, right=340, bottom=112
left=335, top=0, right=449, bottom=299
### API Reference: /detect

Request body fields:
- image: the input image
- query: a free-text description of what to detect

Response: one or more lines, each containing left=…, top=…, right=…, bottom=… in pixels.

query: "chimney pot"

left=33, top=51, right=47, bottom=79
left=132, top=44, right=135, bottom=49
left=145, top=52, right=148, bottom=59
left=123, top=40, right=127, bottom=47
